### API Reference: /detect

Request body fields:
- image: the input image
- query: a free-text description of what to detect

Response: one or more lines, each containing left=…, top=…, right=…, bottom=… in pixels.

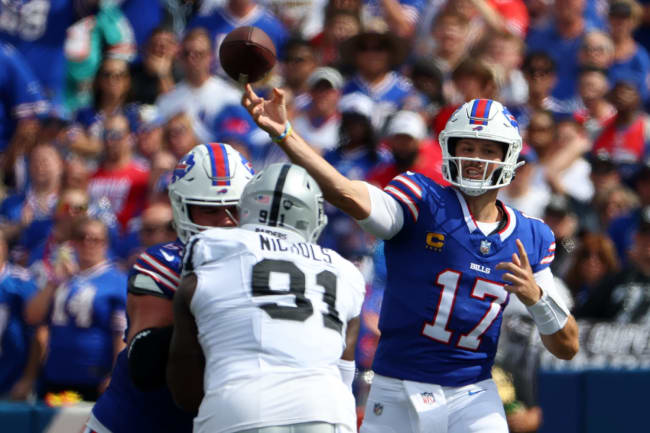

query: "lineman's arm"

left=242, top=85, right=371, bottom=220
left=496, top=240, right=579, bottom=360
left=338, top=316, right=360, bottom=390
left=167, top=273, right=204, bottom=414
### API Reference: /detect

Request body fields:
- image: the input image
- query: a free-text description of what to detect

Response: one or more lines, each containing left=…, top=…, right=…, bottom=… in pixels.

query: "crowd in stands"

left=1, top=0, right=650, bottom=432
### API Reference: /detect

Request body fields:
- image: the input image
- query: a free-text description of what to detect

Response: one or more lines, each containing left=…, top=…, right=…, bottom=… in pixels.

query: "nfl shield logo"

left=480, top=240, right=491, bottom=255
left=373, top=403, right=383, bottom=416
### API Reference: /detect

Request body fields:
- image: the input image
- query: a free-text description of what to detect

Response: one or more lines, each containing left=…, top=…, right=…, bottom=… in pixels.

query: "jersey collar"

left=453, top=189, right=517, bottom=241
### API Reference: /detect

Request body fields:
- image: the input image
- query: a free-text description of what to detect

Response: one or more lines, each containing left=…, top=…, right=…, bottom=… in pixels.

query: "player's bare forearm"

left=279, top=131, right=371, bottom=220
left=540, top=315, right=579, bottom=360
left=167, top=274, right=204, bottom=413
left=342, top=316, right=360, bottom=361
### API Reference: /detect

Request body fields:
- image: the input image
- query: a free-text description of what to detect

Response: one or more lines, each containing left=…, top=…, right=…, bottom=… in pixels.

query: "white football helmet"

left=168, top=143, right=255, bottom=243
left=238, top=163, right=327, bottom=242
left=438, top=99, right=524, bottom=196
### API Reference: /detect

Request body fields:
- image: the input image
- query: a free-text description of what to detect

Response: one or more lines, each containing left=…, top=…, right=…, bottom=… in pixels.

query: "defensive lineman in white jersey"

left=167, top=163, right=366, bottom=433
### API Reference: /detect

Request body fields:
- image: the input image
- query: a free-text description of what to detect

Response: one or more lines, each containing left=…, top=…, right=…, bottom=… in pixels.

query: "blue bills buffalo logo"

left=425, top=232, right=445, bottom=251
left=172, top=153, right=196, bottom=183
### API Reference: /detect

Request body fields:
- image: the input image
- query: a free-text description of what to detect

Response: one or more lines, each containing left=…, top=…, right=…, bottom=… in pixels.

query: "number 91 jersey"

left=183, top=226, right=366, bottom=433
left=374, top=172, right=556, bottom=387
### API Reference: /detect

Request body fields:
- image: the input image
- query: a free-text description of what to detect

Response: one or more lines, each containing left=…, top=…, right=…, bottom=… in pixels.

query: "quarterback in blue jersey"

left=243, top=86, right=579, bottom=433
left=86, top=143, right=254, bottom=433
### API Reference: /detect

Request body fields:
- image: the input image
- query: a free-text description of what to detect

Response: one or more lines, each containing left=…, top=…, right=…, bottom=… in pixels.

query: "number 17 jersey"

left=184, top=225, right=366, bottom=433
left=374, top=172, right=556, bottom=387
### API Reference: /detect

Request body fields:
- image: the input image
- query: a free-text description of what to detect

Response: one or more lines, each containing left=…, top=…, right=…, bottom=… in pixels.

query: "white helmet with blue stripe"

left=438, top=99, right=523, bottom=196
left=168, top=143, right=255, bottom=243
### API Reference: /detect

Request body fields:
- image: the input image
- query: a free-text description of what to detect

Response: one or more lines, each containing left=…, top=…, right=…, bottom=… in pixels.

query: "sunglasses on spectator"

left=167, top=125, right=188, bottom=137
left=100, top=70, right=128, bottom=79
left=103, top=129, right=129, bottom=141
left=182, top=49, right=210, bottom=59
left=358, top=44, right=386, bottom=52
left=583, top=45, right=608, bottom=53
left=141, top=221, right=175, bottom=235
left=74, top=233, right=107, bottom=244
left=286, top=56, right=310, bottom=64
left=526, top=68, right=553, bottom=77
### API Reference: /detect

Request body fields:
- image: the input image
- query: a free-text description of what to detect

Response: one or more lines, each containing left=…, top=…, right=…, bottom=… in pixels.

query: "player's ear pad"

left=128, top=326, right=174, bottom=391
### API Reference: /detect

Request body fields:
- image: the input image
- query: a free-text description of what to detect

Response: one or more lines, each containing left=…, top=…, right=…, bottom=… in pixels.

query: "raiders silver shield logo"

left=373, top=402, right=384, bottom=416
left=480, top=240, right=491, bottom=255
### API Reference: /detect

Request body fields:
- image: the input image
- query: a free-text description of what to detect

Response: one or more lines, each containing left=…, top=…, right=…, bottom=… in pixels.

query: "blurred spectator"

left=156, top=28, right=240, bottom=143
left=575, top=205, right=650, bottom=323
left=479, top=32, right=528, bottom=107
left=544, top=119, right=594, bottom=203
left=578, top=30, right=615, bottom=69
left=147, top=149, right=177, bottom=203
left=608, top=0, right=650, bottom=103
left=0, top=0, right=94, bottom=108
left=341, top=25, right=422, bottom=129
left=0, top=231, right=40, bottom=400
left=163, top=112, right=200, bottom=161
left=88, top=113, right=150, bottom=233
left=593, top=79, right=650, bottom=180
left=593, top=183, right=639, bottom=231
left=574, top=66, right=616, bottom=140
left=121, top=201, right=176, bottom=268
left=608, top=160, right=650, bottom=261
left=68, top=57, right=140, bottom=160
left=62, top=154, right=91, bottom=190
left=499, top=144, right=550, bottom=218
left=293, top=67, right=343, bottom=154
left=526, top=0, right=598, bottom=108
left=366, top=110, right=446, bottom=187
left=188, top=0, right=289, bottom=65
left=360, top=0, right=424, bottom=38
left=492, top=365, right=542, bottom=433
left=320, top=92, right=390, bottom=254
left=265, top=0, right=327, bottom=38
left=565, top=232, right=621, bottom=311
left=27, top=188, right=88, bottom=270
left=310, top=8, right=361, bottom=67
left=433, top=58, right=499, bottom=135
left=282, top=38, right=318, bottom=111
left=407, top=57, right=445, bottom=123
left=25, top=217, right=127, bottom=401
left=133, top=105, right=164, bottom=166
left=64, top=2, right=136, bottom=114
left=129, top=26, right=180, bottom=105
left=543, top=194, right=580, bottom=279
left=0, top=44, right=48, bottom=192
left=526, top=0, right=554, bottom=32
left=427, top=8, right=471, bottom=75
left=0, top=143, right=63, bottom=249
left=514, top=52, right=575, bottom=130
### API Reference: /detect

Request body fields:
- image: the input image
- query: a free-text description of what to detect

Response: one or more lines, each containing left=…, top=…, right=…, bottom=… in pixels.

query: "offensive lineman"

left=167, top=163, right=366, bottom=433
left=85, top=143, right=254, bottom=433
left=242, top=86, right=579, bottom=433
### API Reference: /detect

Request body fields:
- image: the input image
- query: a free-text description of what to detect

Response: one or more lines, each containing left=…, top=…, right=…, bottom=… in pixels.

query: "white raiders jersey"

left=183, top=225, right=366, bottom=433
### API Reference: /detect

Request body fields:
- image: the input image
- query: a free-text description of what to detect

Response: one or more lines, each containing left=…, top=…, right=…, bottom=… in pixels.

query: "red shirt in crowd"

left=366, top=139, right=448, bottom=188
left=593, top=114, right=650, bottom=164
left=89, top=161, right=150, bottom=231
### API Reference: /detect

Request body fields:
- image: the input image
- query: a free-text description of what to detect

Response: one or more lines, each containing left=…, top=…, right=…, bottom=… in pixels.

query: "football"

left=219, top=26, right=277, bottom=84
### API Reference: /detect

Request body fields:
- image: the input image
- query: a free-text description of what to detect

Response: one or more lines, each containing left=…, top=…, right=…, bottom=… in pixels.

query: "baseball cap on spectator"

left=385, top=111, right=426, bottom=140
left=609, top=1, right=633, bottom=17
left=338, top=92, right=374, bottom=118
left=137, top=104, right=163, bottom=132
left=518, top=143, right=538, bottom=163
left=545, top=194, right=573, bottom=217
left=307, top=67, right=343, bottom=90
left=590, top=150, right=618, bottom=174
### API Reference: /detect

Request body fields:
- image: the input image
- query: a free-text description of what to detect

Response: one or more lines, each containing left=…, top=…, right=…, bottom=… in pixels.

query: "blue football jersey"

left=373, top=172, right=556, bottom=386
left=91, top=240, right=194, bottom=433
left=0, top=0, right=80, bottom=105
left=0, top=264, right=38, bottom=394
left=0, top=43, right=48, bottom=150
left=43, top=261, right=127, bottom=386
